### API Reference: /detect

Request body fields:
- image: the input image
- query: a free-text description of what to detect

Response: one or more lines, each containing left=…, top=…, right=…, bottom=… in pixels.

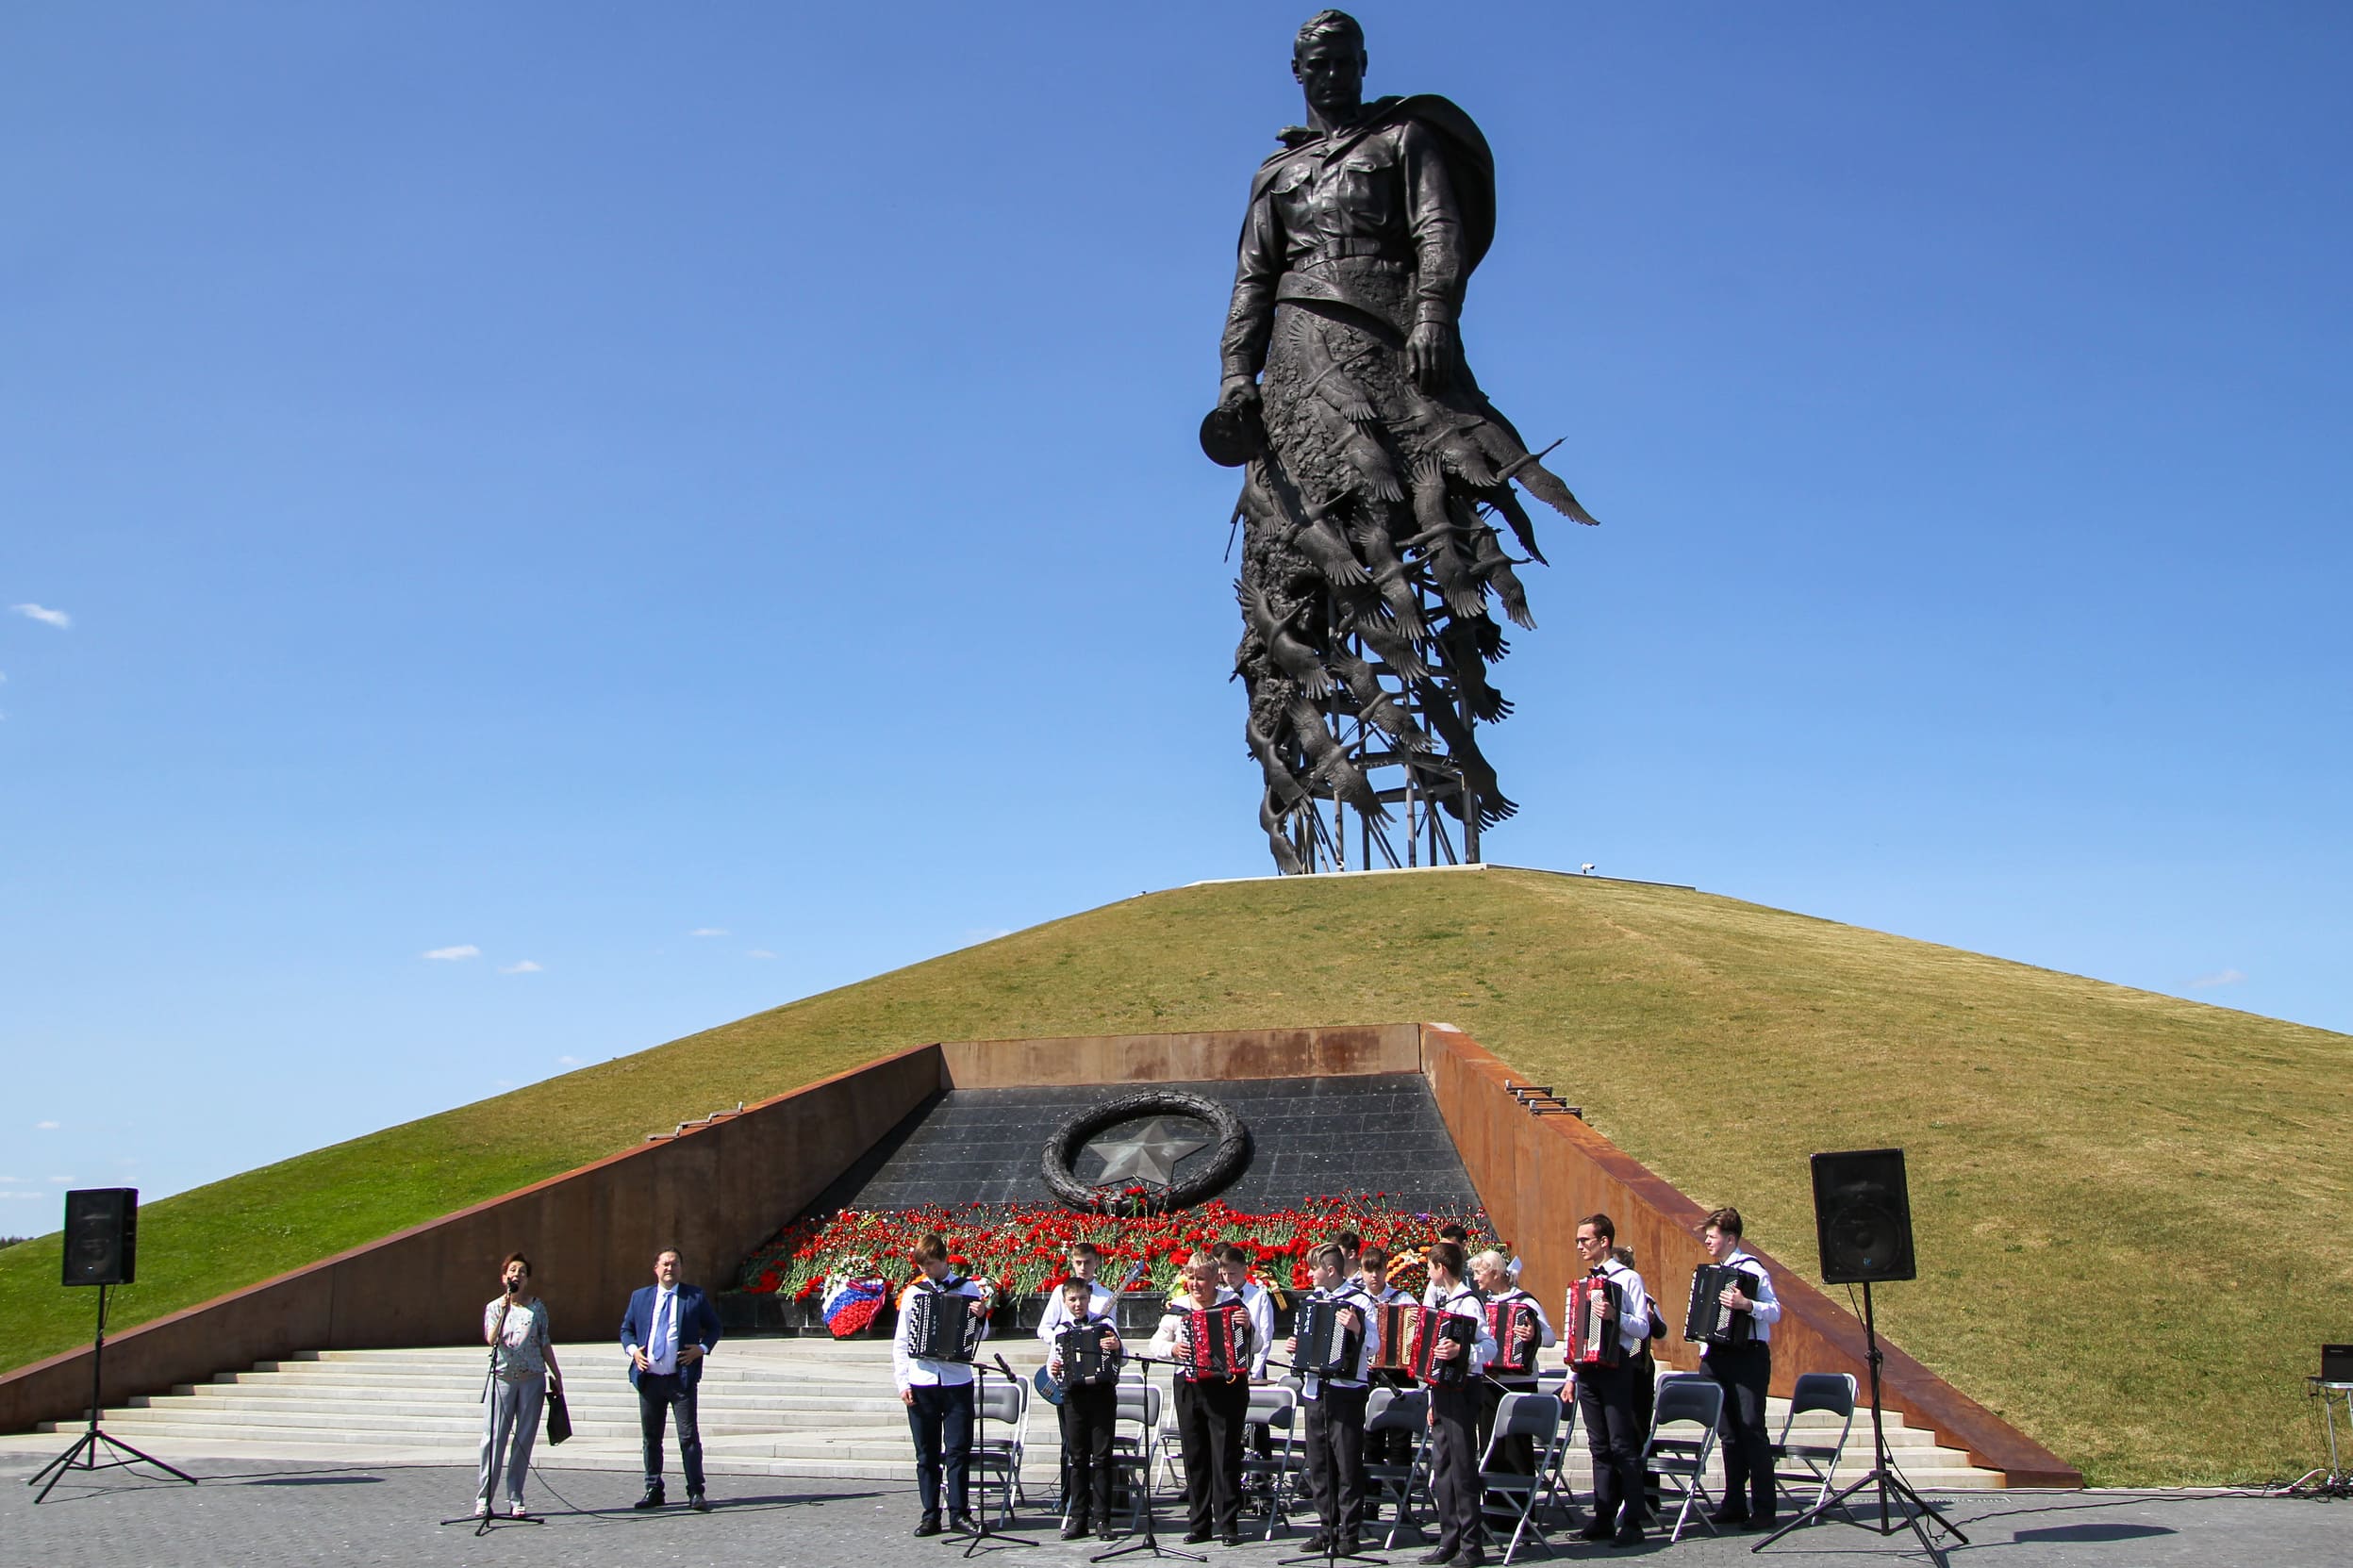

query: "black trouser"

left=1705, top=1342, right=1775, bottom=1519
left=636, top=1372, right=704, bottom=1494
left=1303, top=1383, right=1369, bottom=1539
left=1575, top=1361, right=1644, bottom=1533
left=906, top=1381, right=975, bottom=1519
left=1478, top=1378, right=1538, bottom=1475
left=1174, top=1376, right=1248, bottom=1536
left=1059, top=1383, right=1118, bottom=1526
left=1426, top=1381, right=1483, bottom=1556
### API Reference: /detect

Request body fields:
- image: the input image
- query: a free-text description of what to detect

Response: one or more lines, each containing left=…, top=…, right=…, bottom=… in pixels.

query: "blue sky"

left=4, top=3, right=2347, bottom=1216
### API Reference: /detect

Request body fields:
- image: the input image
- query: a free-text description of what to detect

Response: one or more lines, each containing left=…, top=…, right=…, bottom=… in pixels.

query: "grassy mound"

left=2, top=867, right=2344, bottom=1484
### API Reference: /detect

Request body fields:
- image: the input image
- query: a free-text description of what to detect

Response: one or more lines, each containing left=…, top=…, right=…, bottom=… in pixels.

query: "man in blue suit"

left=620, top=1246, right=724, bottom=1511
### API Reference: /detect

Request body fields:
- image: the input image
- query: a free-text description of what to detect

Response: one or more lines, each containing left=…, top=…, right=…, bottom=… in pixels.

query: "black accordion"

left=1484, top=1296, right=1541, bottom=1378
left=1683, top=1263, right=1756, bottom=1347
left=1180, top=1300, right=1250, bottom=1381
left=1566, top=1271, right=1622, bottom=1368
left=1404, top=1306, right=1478, bottom=1388
left=1056, top=1321, right=1121, bottom=1390
left=1294, top=1295, right=1366, bottom=1378
left=904, top=1283, right=983, bottom=1363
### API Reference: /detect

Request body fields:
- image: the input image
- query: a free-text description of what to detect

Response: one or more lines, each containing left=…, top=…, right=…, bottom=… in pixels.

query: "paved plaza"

left=2, top=1450, right=2344, bottom=1568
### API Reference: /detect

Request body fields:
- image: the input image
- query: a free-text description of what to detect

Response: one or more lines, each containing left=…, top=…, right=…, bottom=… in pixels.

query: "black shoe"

left=1336, top=1538, right=1363, bottom=1558
left=632, top=1486, right=666, bottom=1510
left=688, top=1493, right=710, bottom=1513
left=1183, top=1528, right=1215, bottom=1545
left=913, top=1514, right=943, bottom=1537
left=1745, top=1515, right=1780, bottom=1533
left=1576, top=1523, right=1612, bottom=1543
left=1300, top=1533, right=1332, bottom=1554
left=1612, top=1523, right=1646, bottom=1547
left=949, top=1514, right=979, bottom=1535
left=1710, top=1508, right=1750, bottom=1527
left=1458, top=1554, right=1487, bottom=1567
left=1417, top=1551, right=1457, bottom=1566
left=1099, top=1525, right=1123, bottom=1540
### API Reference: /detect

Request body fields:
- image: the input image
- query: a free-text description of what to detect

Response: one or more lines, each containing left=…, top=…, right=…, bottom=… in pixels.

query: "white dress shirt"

left=1427, top=1283, right=1499, bottom=1378
left=1237, top=1281, right=1276, bottom=1378
left=893, top=1275, right=989, bottom=1392
left=1036, top=1279, right=1119, bottom=1344
left=1703, top=1247, right=1782, bottom=1351
left=1148, top=1288, right=1255, bottom=1379
left=1299, top=1282, right=1380, bottom=1399
left=1566, top=1258, right=1652, bottom=1363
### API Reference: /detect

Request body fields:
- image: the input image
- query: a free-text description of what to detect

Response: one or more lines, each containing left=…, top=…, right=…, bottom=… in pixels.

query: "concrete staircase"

left=20, top=1338, right=2006, bottom=1494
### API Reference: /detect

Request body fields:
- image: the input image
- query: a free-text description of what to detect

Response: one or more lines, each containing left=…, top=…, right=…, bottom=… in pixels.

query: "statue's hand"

left=1407, top=322, right=1458, bottom=392
left=1219, top=374, right=1262, bottom=413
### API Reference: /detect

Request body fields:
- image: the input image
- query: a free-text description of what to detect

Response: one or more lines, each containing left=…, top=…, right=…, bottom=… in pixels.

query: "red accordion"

left=1180, top=1300, right=1250, bottom=1381
left=1396, top=1304, right=1478, bottom=1387
left=1484, top=1296, right=1541, bottom=1378
left=1566, top=1271, right=1623, bottom=1368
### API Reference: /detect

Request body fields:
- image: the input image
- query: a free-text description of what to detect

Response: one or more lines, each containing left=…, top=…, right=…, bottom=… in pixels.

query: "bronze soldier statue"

left=1205, top=9, right=1598, bottom=873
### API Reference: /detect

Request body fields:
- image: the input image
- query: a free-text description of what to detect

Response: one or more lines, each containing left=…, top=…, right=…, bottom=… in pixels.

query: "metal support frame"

left=26, top=1284, right=198, bottom=1503
left=2278, top=1380, right=2353, bottom=1497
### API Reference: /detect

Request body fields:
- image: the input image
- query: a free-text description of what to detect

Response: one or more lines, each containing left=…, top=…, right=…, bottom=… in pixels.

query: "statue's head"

left=1291, top=9, right=1367, bottom=118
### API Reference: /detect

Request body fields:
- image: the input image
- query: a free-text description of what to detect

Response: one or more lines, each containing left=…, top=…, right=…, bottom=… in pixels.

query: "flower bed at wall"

left=734, top=1195, right=1493, bottom=1303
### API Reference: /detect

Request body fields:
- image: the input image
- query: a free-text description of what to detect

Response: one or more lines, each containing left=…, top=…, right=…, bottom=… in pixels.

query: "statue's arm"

left=1400, top=122, right=1466, bottom=390
left=1219, top=177, right=1284, bottom=405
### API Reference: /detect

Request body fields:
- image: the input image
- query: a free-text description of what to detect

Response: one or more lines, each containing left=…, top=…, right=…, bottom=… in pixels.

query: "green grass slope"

left=3, top=868, right=2345, bottom=1484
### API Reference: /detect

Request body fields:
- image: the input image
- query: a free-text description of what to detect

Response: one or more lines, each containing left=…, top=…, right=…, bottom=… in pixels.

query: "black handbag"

left=544, top=1380, right=572, bottom=1445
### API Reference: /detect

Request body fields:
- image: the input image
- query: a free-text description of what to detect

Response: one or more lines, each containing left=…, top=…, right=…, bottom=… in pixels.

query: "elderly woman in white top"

left=478, top=1251, right=564, bottom=1519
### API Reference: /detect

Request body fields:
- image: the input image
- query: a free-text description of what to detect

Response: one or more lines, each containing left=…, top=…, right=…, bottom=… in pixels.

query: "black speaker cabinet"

left=61, top=1187, right=138, bottom=1287
left=1810, top=1149, right=1914, bottom=1284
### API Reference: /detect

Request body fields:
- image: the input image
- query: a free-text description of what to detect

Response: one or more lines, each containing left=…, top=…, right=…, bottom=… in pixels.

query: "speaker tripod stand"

left=1751, top=1282, right=1963, bottom=1567
left=28, top=1284, right=197, bottom=1504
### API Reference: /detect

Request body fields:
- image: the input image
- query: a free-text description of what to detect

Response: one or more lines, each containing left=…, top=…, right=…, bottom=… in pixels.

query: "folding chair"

left=1362, top=1385, right=1433, bottom=1549
left=1533, top=1379, right=1582, bottom=1527
left=969, top=1375, right=1031, bottom=1526
left=1641, top=1375, right=1724, bottom=1543
left=1768, top=1372, right=1857, bottom=1524
left=1476, top=1391, right=1564, bottom=1563
left=1154, top=1380, right=1187, bottom=1494
left=1102, top=1379, right=1164, bottom=1534
left=1241, top=1383, right=1302, bottom=1539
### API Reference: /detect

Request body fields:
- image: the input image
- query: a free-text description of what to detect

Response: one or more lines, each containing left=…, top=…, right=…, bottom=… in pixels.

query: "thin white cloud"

left=0, top=1191, right=49, bottom=1201
left=688, top=927, right=729, bottom=938
left=498, top=960, right=543, bottom=974
left=556, top=1054, right=582, bottom=1066
left=2191, top=968, right=2246, bottom=989
left=422, top=944, right=482, bottom=962
left=963, top=927, right=1015, bottom=946
left=47, top=1176, right=74, bottom=1184
left=10, top=603, right=72, bottom=629
left=34, top=1120, right=59, bottom=1131
left=746, top=949, right=776, bottom=960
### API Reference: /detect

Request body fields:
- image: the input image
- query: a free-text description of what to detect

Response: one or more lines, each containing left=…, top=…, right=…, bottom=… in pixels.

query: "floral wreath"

left=1040, top=1089, right=1251, bottom=1214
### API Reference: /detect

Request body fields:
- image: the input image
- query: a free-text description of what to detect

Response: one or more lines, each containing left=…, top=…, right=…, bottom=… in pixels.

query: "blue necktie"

left=652, top=1291, right=672, bottom=1366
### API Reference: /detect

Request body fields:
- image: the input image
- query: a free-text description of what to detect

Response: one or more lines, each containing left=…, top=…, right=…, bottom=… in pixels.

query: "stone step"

left=54, top=1341, right=2004, bottom=1492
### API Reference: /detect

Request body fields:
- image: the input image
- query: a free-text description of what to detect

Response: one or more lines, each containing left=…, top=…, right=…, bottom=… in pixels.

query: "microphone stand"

left=1266, top=1353, right=1389, bottom=1568
left=1095, top=1354, right=1204, bottom=1565
left=955, top=1353, right=1039, bottom=1555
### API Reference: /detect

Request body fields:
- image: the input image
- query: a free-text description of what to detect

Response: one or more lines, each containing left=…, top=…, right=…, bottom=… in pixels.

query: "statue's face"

left=1292, top=35, right=1366, bottom=118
